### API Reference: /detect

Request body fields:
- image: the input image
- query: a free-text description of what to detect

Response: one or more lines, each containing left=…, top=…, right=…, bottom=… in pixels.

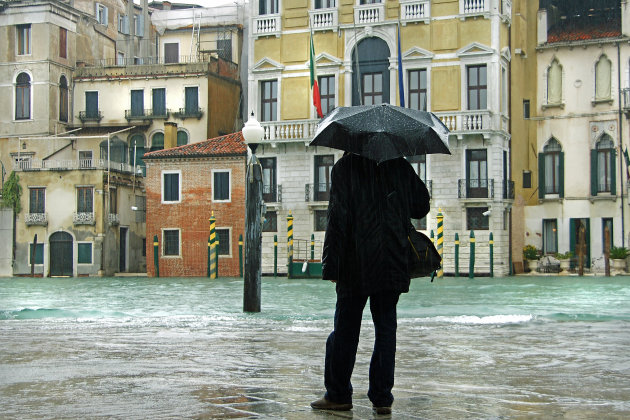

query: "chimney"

left=164, top=122, right=177, bottom=149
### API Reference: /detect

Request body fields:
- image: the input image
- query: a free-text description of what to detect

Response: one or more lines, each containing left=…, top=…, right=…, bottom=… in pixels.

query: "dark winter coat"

left=321, top=154, right=430, bottom=296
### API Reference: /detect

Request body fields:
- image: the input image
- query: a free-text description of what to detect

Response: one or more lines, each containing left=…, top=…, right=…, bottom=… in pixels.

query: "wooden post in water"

left=153, top=235, right=159, bottom=277
left=243, top=154, right=262, bottom=312
left=604, top=225, right=611, bottom=277
left=238, top=234, right=243, bottom=277
left=454, top=232, right=459, bottom=277
left=577, top=225, right=586, bottom=276
left=31, top=233, right=37, bottom=276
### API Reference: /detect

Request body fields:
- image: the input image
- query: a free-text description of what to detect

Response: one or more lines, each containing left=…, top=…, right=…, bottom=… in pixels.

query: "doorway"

left=49, top=231, right=73, bottom=276
left=570, top=218, right=591, bottom=268
left=120, top=227, right=128, bottom=272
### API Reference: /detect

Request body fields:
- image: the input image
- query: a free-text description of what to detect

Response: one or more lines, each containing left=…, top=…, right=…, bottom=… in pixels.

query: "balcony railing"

left=253, top=14, right=281, bottom=37
left=125, top=109, right=169, bottom=120
left=13, top=158, right=135, bottom=174
left=263, top=184, right=282, bottom=203
left=400, top=0, right=430, bottom=24
left=305, top=183, right=331, bottom=202
left=79, top=111, right=103, bottom=122
left=108, top=213, right=120, bottom=226
left=173, top=107, right=203, bottom=119
left=460, top=0, right=489, bottom=15
left=25, top=212, right=48, bottom=226
left=502, top=180, right=515, bottom=200
left=501, top=0, right=512, bottom=19
left=74, top=212, right=95, bottom=225
left=309, top=8, right=338, bottom=31
left=458, top=179, right=494, bottom=199
left=261, top=119, right=319, bottom=144
left=622, top=88, right=630, bottom=111
left=354, top=3, right=385, bottom=24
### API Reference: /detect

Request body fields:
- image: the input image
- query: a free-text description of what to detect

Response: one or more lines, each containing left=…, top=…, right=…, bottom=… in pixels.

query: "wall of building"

left=0, top=206, right=13, bottom=277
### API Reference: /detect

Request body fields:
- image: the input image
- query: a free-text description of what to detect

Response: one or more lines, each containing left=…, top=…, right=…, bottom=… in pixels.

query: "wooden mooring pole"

left=243, top=153, right=263, bottom=312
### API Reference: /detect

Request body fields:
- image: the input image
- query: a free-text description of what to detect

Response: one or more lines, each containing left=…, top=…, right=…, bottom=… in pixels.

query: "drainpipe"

left=618, top=42, right=625, bottom=247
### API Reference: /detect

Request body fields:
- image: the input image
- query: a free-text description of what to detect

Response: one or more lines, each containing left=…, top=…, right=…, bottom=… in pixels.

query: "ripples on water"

left=1, top=276, right=629, bottom=419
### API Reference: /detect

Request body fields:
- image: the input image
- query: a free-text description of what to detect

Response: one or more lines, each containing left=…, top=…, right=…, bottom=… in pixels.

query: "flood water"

left=1, top=276, right=629, bottom=419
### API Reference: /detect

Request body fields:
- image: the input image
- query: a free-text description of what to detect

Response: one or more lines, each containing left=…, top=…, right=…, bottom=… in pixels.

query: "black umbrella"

left=310, top=103, right=450, bottom=163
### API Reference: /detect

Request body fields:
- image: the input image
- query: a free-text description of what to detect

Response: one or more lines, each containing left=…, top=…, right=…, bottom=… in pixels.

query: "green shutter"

left=538, top=153, right=545, bottom=198
left=611, top=148, right=617, bottom=195
left=590, top=149, right=598, bottom=196
left=558, top=152, right=564, bottom=198
left=569, top=219, right=576, bottom=256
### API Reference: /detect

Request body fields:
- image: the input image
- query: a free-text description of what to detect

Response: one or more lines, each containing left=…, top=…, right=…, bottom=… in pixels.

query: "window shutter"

left=104, top=7, right=108, bottom=25
left=611, top=148, right=617, bottom=196
left=538, top=153, right=545, bottom=199
left=590, top=149, right=598, bottom=196
left=123, top=15, right=129, bottom=34
left=137, top=14, right=144, bottom=36
left=558, top=151, right=565, bottom=198
left=95, top=3, right=99, bottom=18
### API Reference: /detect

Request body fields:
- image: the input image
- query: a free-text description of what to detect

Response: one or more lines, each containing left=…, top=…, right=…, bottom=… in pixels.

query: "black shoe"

left=373, top=405, right=392, bottom=415
left=310, top=397, right=353, bottom=411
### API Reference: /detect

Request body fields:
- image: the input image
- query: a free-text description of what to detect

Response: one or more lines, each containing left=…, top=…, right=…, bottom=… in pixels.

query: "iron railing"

left=458, top=179, right=494, bottom=199
left=263, top=184, right=282, bottom=203
left=78, top=111, right=103, bottom=122
left=108, top=213, right=120, bottom=226
left=173, top=107, right=203, bottom=119
left=73, top=212, right=95, bottom=225
left=25, top=213, right=48, bottom=226
left=125, top=108, right=169, bottom=120
left=305, top=183, right=331, bottom=202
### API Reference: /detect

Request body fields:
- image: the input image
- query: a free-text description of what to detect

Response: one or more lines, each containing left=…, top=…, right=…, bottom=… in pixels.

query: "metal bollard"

left=489, top=232, right=494, bottom=278
left=454, top=232, right=460, bottom=278
left=209, top=212, right=217, bottom=279
left=436, top=209, right=444, bottom=278
left=310, top=233, right=315, bottom=261
left=287, top=211, right=294, bottom=278
left=153, top=234, right=159, bottom=278
left=469, top=230, right=475, bottom=279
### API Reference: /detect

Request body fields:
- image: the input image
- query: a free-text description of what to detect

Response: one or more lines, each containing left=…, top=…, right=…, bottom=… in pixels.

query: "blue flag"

left=397, top=24, right=405, bottom=108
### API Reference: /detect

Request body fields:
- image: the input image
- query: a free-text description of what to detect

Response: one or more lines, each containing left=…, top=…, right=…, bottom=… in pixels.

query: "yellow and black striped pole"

left=209, top=212, right=217, bottom=279
left=238, top=234, right=243, bottom=277
left=273, top=234, right=278, bottom=276
left=454, top=232, right=460, bottom=278
left=287, top=211, right=294, bottom=277
left=153, top=234, right=159, bottom=278
left=489, top=232, right=494, bottom=278
left=436, top=208, right=444, bottom=278
left=469, top=230, right=475, bottom=279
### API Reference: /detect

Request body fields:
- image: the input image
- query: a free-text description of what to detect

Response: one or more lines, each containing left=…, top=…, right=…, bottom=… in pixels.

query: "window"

left=466, top=149, right=488, bottom=198
left=152, top=88, right=166, bottom=116
left=85, top=91, right=99, bottom=119
left=408, top=69, right=427, bottom=111
left=592, top=135, right=616, bottom=195
left=59, top=27, right=67, bottom=59
left=217, top=34, right=232, bottom=62
left=539, top=138, right=563, bottom=197
left=314, top=155, right=334, bottom=201
left=595, top=55, right=612, bottom=101
left=523, top=99, right=530, bottom=119
left=162, top=171, right=180, bottom=203
left=15, top=72, right=31, bottom=120
left=59, top=76, right=69, bottom=122
left=261, top=80, right=278, bottom=122
left=29, top=243, right=44, bottom=265
left=216, top=229, right=230, bottom=255
left=177, top=130, right=188, bottom=146
left=547, top=59, right=562, bottom=105
left=109, top=187, right=117, bottom=214
left=260, top=157, right=277, bottom=202
left=501, top=67, right=508, bottom=114
left=184, top=86, right=199, bottom=115
left=467, top=64, right=487, bottom=110
left=130, top=89, right=144, bottom=117
left=315, top=210, right=328, bottom=231
left=319, top=75, right=335, bottom=115
left=129, top=135, right=145, bottom=172
left=78, top=243, right=93, bottom=264
left=408, top=155, right=426, bottom=183
left=118, top=14, right=129, bottom=34
left=77, top=187, right=94, bottom=213
left=466, top=207, right=489, bottom=230
left=164, top=42, right=179, bottom=63
left=602, top=218, right=613, bottom=252
left=163, top=229, right=180, bottom=256
left=213, top=170, right=230, bottom=201
left=542, top=219, right=558, bottom=254
left=96, top=3, right=108, bottom=25
left=259, top=0, right=278, bottom=14
left=117, top=52, right=125, bottom=66
left=523, top=170, right=532, bottom=188
left=79, top=150, right=93, bottom=168
left=360, top=0, right=382, bottom=3
left=135, top=14, right=144, bottom=35
left=315, top=0, right=335, bottom=8
left=16, top=24, right=31, bottom=55
left=263, top=210, right=278, bottom=232
left=151, top=132, right=164, bottom=152
left=362, top=72, right=383, bottom=105
left=29, top=188, right=45, bottom=214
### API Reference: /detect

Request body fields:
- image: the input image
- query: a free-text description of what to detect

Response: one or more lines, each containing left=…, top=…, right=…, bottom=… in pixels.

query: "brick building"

left=144, top=129, right=247, bottom=277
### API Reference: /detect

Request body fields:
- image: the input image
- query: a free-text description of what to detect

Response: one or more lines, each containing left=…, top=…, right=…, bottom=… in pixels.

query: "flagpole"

left=352, top=15, right=362, bottom=106
left=397, top=20, right=405, bottom=108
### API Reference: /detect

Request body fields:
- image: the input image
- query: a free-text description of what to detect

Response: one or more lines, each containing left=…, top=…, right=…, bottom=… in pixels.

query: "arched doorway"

left=351, top=37, right=391, bottom=106
left=50, top=231, right=73, bottom=277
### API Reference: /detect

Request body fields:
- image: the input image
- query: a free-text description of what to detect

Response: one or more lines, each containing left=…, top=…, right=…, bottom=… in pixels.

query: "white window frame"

left=76, top=185, right=95, bottom=213
left=28, top=242, right=44, bottom=266
left=212, top=169, right=232, bottom=203
left=215, top=227, right=233, bottom=258
left=96, top=3, right=108, bottom=26
left=77, top=241, right=94, bottom=265
left=259, top=79, right=279, bottom=122
left=543, top=57, right=564, bottom=109
left=161, top=170, right=182, bottom=204
left=162, top=228, right=181, bottom=257
left=13, top=70, right=34, bottom=122
left=594, top=54, right=613, bottom=103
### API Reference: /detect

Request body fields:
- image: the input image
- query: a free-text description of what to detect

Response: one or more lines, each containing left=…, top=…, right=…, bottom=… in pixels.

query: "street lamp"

left=242, top=111, right=264, bottom=312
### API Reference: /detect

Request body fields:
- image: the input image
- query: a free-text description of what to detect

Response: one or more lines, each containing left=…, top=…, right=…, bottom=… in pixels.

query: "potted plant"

left=609, top=246, right=628, bottom=271
left=523, top=245, right=540, bottom=271
left=554, top=251, right=573, bottom=271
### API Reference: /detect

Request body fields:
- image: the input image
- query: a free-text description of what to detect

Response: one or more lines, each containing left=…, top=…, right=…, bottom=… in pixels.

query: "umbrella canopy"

left=310, top=103, right=450, bottom=163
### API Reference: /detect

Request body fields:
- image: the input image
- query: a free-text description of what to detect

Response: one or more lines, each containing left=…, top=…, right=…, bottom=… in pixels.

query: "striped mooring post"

left=430, top=230, right=434, bottom=246
left=273, top=234, right=278, bottom=276
left=153, top=234, right=159, bottom=278
left=207, top=235, right=211, bottom=277
left=489, top=232, right=494, bottom=278
left=469, top=230, right=475, bottom=279
left=287, top=211, right=294, bottom=277
left=209, top=212, right=217, bottom=279
left=436, top=208, right=444, bottom=278
left=238, top=234, right=243, bottom=277
left=310, top=233, right=315, bottom=260
left=454, top=232, right=460, bottom=278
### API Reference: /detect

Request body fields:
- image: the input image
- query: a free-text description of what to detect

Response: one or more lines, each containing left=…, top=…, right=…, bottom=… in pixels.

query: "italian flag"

left=310, top=32, right=324, bottom=118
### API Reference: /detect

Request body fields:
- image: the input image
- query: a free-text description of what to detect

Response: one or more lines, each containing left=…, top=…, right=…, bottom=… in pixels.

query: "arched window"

left=177, top=130, right=188, bottom=146
left=129, top=134, right=146, bottom=171
left=592, top=134, right=616, bottom=195
left=100, top=136, right=128, bottom=164
left=151, top=132, right=164, bottom=152
left=539, top=138, right=564, bottom=197
left=59, top=76, right=69, bottom=122
left=595, top=55, right=612, bottom=101
left=352, top=37, right=390, bottom=106
left=15, top=72, right=31, bottom=120
left=547, top=59, right=562, bottom=105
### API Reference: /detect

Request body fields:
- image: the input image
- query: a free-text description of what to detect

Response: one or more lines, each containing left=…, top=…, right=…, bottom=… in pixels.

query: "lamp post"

left=242, top=112, right=264, bottom=312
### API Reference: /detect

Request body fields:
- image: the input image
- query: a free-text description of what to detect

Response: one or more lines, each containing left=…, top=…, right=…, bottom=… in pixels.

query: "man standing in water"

left=310, top=153, right=430, bottom=415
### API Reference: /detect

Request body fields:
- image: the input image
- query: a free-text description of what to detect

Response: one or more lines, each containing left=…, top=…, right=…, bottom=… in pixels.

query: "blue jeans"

left=324, top=291, right=400, bottom=407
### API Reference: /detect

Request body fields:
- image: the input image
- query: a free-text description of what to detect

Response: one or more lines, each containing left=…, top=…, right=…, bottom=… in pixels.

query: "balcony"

left=502, top=180, right=515, bottom=200
left=79, top=111, right=103, bottom=123
left=460, top=0, right=489, bottom=16
left=253, top=14, right=281, bottom=38
left=108, top=213, right=120, bottom=226
left=622, top=88, right=630, bottom=114
left=400, top=0, right=430, bottom=25
left=173, top=107, right=203, bottom=120
left=354, top=3, right=385, bottom=25
left=434, top=110, right=508, bottom=138
left=25, top=213, right=48, bottom=226
left=309, top=8, right=338, bottom=31
left=305, top=183, right=331, bottom=203
left=263, top=184, right=282, bottom=203
left=74, top=212, right=95, bottom=225
left=125, top=108, right=169, bottom=121
left=13, top=158, right=135, bottom=174
left=458, top=179, right=494, bottom=199
left=261, top=119, right=319, bottom=145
